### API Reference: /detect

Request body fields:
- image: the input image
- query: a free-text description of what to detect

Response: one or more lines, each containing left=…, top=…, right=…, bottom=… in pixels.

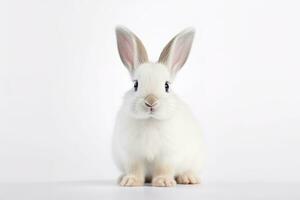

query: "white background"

left=1, top=0, right=300, bottom=186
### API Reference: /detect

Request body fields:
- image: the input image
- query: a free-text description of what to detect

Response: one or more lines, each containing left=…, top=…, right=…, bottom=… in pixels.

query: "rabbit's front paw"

left=176, top=172, right=200, bottom=184
left=119, top=175, right=144, bottom=187
left=152, top=176, right=176, bottom=187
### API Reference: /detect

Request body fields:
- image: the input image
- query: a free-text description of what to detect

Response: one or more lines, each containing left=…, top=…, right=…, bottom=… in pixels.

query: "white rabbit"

left=112, top=26, right=204, bottom=187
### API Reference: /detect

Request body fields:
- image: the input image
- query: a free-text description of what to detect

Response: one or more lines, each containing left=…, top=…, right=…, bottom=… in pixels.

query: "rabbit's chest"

left=131, top=123, right=170, bottom=161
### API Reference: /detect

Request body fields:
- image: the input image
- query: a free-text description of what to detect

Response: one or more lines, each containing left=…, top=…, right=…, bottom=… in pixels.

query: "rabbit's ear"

left=116, top=26, right=148, bottom=73
left=158, top=28, right=195, bottom=76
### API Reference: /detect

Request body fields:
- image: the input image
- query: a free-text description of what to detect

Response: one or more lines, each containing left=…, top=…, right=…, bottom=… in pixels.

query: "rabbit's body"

left=113, top=27, right=204, bottom=186
left=113, top=81, right=204, bottom=177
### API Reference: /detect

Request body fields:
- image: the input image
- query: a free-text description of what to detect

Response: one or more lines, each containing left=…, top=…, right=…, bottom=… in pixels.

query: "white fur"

left=113, top=27, right=204, bottom=184
left=112, top=64, right=204, bottom=176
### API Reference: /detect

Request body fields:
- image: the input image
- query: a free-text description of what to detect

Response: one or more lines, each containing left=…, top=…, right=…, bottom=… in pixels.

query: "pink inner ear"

left=171, top=40, right=190, bottom=72
left=118, top=34, right=134, bottom=68
left=172, top=44, right=185, bottom=69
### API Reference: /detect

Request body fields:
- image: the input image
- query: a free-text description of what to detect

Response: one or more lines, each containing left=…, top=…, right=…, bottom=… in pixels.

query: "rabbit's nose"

left=144, top=94, right=158, bottom=107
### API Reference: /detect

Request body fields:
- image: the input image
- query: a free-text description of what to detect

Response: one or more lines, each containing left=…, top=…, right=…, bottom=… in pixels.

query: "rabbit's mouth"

left=130, top=97, right=174, bottom=120
left=147, top=108, right=155, bottom=115
left=144, top=107, right=157, bottom=117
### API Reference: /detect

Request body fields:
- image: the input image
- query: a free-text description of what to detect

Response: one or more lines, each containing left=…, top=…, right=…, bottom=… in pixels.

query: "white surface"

left=1, top=0, right=300, bottom=184
left=1, top=181, right=300, bottom=200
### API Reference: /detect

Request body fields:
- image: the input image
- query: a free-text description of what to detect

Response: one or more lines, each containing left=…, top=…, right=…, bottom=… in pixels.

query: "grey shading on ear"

left=158, top=28, right=195, bottom=76
left=115, top=26, right=148, bottom=73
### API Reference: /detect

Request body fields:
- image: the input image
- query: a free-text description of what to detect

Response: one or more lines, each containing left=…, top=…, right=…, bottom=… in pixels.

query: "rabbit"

left=112, top=26, right=204, bottom=187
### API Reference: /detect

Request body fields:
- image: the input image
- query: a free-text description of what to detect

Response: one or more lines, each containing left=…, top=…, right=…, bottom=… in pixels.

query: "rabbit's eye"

left=165, top=81, right=170, bottom=93
left=133, top=80, right=138, bottom=91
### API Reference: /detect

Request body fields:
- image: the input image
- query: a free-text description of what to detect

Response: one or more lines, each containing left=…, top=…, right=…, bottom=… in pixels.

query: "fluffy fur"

left=112, top=26, right=204, bottom=187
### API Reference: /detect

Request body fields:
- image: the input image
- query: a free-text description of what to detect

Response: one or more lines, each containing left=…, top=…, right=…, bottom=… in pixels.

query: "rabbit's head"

left=116, top=26, right=195, bottom=120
